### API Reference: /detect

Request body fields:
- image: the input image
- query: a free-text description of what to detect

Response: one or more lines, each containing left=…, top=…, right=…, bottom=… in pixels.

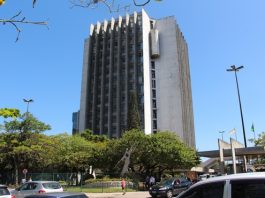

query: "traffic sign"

left=22, top=169, right=28, bottom=174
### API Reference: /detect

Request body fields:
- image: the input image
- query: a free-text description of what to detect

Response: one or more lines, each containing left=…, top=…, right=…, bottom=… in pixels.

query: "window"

left=153, top=120, right=157, bottom=129
left=178, top=182, right=224, bottom=198
left=153, top=110, right=157, bottom=118
left=152, top=99, right=157, bottom=108
left=151, top=61, right=155, bottom=69
left=150, top=21, right=154, bottom=29
left=152, top=90, right=156, bottom=98
left=0, top=188, right=10, bottom=195
left=152, top=70, right=156, bottom=79
left=152, top=80, right=156, bottom=88
left=231, top=179, right=265, bottom=198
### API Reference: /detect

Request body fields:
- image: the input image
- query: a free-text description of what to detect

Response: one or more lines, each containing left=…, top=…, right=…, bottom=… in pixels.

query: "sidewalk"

left=87, top=191, right=150, bottom=198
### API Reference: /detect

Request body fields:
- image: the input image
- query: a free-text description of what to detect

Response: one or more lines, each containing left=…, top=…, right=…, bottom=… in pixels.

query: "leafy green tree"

left=80, top=129, right=108, bottom=142
left=0, top=108, right=20, bottom=119
left=98, top=130, right=199, bottom=178
left=0, top=111, right=51, bottom=184
left=51, top=134, right=93, bottom=173
left=127, top=91, right=141, bottom=130
left=0, top=132, right=55, bottom=184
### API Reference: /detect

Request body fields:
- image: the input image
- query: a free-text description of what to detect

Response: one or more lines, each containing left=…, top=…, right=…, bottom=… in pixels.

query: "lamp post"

left=23, top=98, right=34, bottom=117
left=227, top=65, right=247, bottom=148
left=219, top=130, right=225, bottom=140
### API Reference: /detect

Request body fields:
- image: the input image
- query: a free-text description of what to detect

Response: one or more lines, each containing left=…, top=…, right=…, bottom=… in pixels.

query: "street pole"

left=227, top=65, right=247, bottom=148
left=219, top=130, right=225, bottom=140
left=23, top=98, right=34, bottom=118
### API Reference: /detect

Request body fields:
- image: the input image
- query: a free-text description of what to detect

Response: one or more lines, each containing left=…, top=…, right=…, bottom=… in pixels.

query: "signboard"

left=23, top=169, right=28, bottom=174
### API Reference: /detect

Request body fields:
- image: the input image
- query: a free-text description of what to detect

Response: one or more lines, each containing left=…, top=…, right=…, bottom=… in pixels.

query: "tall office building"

left=76, top=10, right=195, bottom=148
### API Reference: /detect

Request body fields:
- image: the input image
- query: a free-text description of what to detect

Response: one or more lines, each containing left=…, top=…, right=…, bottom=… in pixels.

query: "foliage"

left=50, top=134, right=94, bottom=172
left=98, top=129, right=199, bottom=178
left=3, top=113, right=51, bottom=143
left=0, top=108, right=20, bottom=119
left=0, top=108, right=197, bottom=183
left=0, top=131, right=56, bottom=185
left=80, top=129, right=108, bottom=142
left=253, top=132, right=265, bottom=146
left=127, top=91, right=141, bottom=130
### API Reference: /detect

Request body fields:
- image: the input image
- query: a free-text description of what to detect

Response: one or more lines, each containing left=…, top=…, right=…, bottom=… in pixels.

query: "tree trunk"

left=14, top=159, right=19, bottom=185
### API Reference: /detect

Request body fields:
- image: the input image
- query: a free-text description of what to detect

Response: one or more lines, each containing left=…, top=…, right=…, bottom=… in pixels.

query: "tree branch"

left=0, top=11, right=48, bottom=42
left=70, top=0, right=131, bottom=12
left=132, top=0, right=151, bottom=6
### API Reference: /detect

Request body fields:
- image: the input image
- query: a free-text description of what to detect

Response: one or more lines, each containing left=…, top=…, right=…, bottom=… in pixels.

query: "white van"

left=177, top=172, right=265, bottom=198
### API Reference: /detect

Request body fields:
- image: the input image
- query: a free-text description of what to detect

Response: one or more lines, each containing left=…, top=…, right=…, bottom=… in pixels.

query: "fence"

left=19, top=173, right=143, bottom=192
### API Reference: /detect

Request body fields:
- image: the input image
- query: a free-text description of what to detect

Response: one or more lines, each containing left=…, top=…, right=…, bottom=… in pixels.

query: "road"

left=88, top=191, right=151, bottom=198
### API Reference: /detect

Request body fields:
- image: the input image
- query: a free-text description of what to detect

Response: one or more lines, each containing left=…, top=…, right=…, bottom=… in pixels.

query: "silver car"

left=0, top=185, right=13, bottom=198
left=12, top=181, right=63, bottom=198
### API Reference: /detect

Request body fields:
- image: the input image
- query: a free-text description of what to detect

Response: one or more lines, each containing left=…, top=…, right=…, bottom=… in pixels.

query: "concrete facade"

left=75, top=10, right=195, bottom=148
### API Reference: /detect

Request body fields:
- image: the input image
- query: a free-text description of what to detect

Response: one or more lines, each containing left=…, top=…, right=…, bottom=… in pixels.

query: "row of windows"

left=151, top=60, right=157, bottom=131
left=179, top=179, right=265, bottom=198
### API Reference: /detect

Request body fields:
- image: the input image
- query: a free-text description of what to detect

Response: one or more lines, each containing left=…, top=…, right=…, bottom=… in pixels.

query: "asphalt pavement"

left=87, top=191, right=151, bottom=198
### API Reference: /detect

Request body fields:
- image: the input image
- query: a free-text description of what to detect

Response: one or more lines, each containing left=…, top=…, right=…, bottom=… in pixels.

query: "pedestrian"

left=22, top=178, right=26, bottom=184
left=149, top=176, right=155, bottom=187
left=121, top=178, right=126, bottom=195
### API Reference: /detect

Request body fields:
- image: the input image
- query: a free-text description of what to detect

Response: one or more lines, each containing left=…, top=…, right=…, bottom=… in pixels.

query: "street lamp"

left=219, top=130, right=225, bottom=140
left=23, top=98, right=34, bottom=116
left=227, top=65, right=247, bottom=148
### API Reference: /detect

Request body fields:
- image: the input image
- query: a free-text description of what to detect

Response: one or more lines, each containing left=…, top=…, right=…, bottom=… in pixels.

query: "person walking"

left=121, top=178, right=126, bottom=195
left=149, top=176, right=155, bottom=187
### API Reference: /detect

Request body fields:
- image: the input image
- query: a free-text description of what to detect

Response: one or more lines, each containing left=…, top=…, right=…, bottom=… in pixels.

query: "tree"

left=0, top=1, right=47, bottom=41
left=71, top=0, right=162, bottom=12
left=127, top=91, right=141, bottom=130
left=0, top=111, right=51, bottom=184
left=0, top=131, right=56, bottom=184
left=98, top=130, right=199, bottom=179
left=80, top=129, right=108, bottom=142
left=0, top=108, right=20, bottom=119
left=51, top=134, right=94, bottom=173
left=1, top=0, right=163, bottom=41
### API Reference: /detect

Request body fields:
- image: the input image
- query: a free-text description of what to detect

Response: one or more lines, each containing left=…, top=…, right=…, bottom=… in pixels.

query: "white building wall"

left=79, top=38, right=90, bottom=132
left=142, top=10, right=152, bottom=135
left=155, top=17, right=184, bottom=140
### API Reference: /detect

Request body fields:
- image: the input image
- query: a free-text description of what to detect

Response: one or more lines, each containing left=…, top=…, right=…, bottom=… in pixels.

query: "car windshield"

left=0, top=188, right=10, bottom=195
left=159, top=179, right=174, bottom=186
left=42, top=183, right=61, bottom=189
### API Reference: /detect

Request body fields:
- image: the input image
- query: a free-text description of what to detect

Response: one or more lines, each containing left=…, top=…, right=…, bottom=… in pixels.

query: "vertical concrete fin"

left=111, top=17, right=115, bottom=30
left=90, top=24, right=94, bottom=36
left=103, top=20, right=108, bottom=32
left=96, top=21, right=101, bottom=34
left=134, top=11, right=137, bottom=24
left=118, top=16, right=122, bottom=27
left=126, top=13, right=130, bottom=25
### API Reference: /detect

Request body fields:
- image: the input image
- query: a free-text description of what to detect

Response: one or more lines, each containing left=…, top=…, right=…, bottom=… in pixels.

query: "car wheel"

left=166, top=190, right=173, bottom=198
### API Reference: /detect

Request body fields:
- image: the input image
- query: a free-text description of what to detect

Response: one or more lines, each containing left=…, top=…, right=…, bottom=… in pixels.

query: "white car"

left=0, top=185, right=13, bottom=198
left=11, top=181, right=63, bottom=198
left=176, top=172, right=265, bottom=198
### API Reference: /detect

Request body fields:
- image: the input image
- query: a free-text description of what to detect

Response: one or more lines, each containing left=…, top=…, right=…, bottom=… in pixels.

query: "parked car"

left=11, top=181, right=63, bottom=198
left=176, top=172, right=265, bottom=198
left=24, top=192, right=88, bottom=198
left=0, top=185, right=14, bottom=198
left=149, top=177, right=193, bottom=198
